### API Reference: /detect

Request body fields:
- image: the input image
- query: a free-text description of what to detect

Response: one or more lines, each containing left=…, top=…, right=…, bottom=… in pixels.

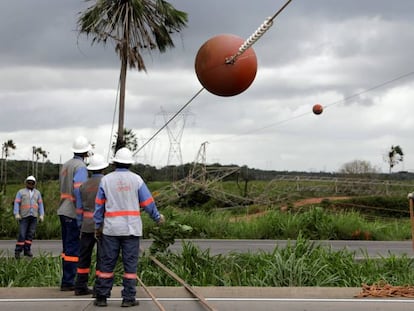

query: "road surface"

left=0, top=286, right=413, bottom=311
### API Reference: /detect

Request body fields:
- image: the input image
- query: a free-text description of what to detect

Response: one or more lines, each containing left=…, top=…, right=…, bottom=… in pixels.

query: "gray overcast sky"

left=1, top=0, right=414, bottom=173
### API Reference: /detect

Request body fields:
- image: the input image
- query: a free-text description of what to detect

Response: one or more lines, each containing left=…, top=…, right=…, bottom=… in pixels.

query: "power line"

left=133, top=87, right=204, bottom=156
left=107, top=73, right=121, bottom=161
left=209, top=69, right=414, bottom=142
left=132, top=0, right=294, bottom=157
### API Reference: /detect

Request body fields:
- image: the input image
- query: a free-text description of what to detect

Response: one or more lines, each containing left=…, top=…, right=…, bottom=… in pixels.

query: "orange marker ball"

left=312, top=104, right=323, bottom=115
left=195, top=34, right=258, bottom=97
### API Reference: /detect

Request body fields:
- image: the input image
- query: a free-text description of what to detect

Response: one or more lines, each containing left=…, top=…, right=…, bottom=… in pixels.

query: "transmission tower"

left=136, top=136, right=157, bottom=165
left=158, top=106, right=194, bottom=166
left=189, top=141, right=208, bottom=183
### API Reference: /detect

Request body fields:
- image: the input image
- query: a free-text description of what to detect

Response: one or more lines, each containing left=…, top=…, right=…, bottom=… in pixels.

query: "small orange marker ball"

left=312, top=104, right=323, bottom=115
left=195, top=34, right=258, bottom=97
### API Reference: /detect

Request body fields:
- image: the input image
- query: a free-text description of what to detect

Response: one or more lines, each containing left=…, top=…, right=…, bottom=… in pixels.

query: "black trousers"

left=75, top=232, right=98, bottom=290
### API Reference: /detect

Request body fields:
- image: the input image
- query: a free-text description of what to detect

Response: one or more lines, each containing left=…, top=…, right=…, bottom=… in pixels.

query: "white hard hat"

left=71, top=136, right=92, bottom=153
left=87, top=154, right=109, bottom=171
left=25, top=175, right=36, bottom=183
left=112, top=147, right=135, bottom=164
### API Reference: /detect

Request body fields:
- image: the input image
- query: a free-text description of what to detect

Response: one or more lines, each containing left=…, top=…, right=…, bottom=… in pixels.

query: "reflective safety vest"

left=58, top=157, right=87, bottom=218
left=95, top=170, right=146, bottom=236
left=14, top=188, right=44, bottom=218
left=79, top=174, right=103, bottom=233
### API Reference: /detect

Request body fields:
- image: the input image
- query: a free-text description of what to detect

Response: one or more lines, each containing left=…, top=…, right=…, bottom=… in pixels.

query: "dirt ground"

left=233, top=196, right=351, bottom=221
left=285, top=196, right=351, bottom=209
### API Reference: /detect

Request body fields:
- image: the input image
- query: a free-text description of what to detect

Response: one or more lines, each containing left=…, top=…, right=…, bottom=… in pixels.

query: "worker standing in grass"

left=13, top=175, right=44, bottom=259
left=93, top=147, right=165, bottom=307
left=74, top=154, right=109, bottom=296
left=58, top=136, right=92, bottom=291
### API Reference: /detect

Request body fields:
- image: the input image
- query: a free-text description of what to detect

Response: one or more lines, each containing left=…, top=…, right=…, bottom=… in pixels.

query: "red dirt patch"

left=281, top=196, right=351, bottom=211
left=232, top=196, right=351, bottom=222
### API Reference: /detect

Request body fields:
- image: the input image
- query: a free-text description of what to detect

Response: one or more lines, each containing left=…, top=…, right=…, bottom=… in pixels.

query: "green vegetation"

left=2, top=178, right=414, bottom=288
left=0, top=180, right=413, bottom=240
left=2, top=237, right=414, bottom=287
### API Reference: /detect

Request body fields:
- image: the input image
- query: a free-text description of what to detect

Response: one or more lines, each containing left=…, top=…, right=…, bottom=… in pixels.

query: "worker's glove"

left=157, top=214, right=165, bottom=225
left=39, top=215, right=44, bottom=223
left=15, top=214, right=22, bottom=221
left=408, top=193, right=414, bottom=200
left=95, top=227, right=103, bottom=241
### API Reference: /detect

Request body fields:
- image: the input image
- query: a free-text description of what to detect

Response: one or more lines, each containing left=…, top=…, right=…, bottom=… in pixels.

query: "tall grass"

left=3, top=238, right=414, bottom=288
left=147, top=207, right=411, bottom=241
left=142, top=238, right=414, bottom=287
left=0, top=203, right=411, bottom=241
left=1, top=180, right=412, bottom=241
left=0, top=251, right=61, bottom=287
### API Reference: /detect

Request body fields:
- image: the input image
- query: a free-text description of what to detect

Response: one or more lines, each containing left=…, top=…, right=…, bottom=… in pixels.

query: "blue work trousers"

left=95, top=235, right=140, bottom=301
left=60, top=215, right=80, bottom=287
left=75, top=232, right=97, bottom=291
left=15, top=216, right=37, bottom=253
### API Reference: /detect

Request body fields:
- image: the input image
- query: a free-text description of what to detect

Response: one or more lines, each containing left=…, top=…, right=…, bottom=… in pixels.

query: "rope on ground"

left=356, top=283, right=414, bottom=298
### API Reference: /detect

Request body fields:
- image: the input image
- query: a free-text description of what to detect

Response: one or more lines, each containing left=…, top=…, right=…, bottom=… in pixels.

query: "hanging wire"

left=226, top=0, right=293, bottom=64
left=107, top=74, right=121, bottom=161
left=133, top=0, right=294, bottom=157
left=210, top=70, right=414, bottom=141
left=133, top=87, right=205, bottom=156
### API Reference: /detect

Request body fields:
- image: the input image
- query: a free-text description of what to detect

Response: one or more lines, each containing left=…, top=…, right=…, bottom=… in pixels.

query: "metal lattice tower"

left=189, top=141, right=208, bottom=183
left=136, top=136, right=157, bottom=165
left=158, top=106, right=194, bottom=166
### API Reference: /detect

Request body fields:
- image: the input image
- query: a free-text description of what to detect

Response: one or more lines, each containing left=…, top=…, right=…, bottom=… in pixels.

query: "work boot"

left=14, top=252, right=21, bottom=259
left=121, top=299, right=139, bottom=307
left=75, top=288, right=94, bottom=296
left=24, top=250, right=33, bottom=257
left=94, top=296, right=108, bottom=307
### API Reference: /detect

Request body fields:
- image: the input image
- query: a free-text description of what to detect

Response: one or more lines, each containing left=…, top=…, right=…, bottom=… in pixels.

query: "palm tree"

left=32, top=146, right=48, bottom=179
left=111, top=128, right=138, bottom=155
left=1, top=139, right=16, bottom=194
left=386, top=145, right=404, bottom=173
left=77, top=0, right=188, bottom=151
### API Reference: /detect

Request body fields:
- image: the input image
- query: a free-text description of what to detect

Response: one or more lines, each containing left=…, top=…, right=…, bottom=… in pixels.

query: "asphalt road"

left=0, top=239, right=413, bottom=259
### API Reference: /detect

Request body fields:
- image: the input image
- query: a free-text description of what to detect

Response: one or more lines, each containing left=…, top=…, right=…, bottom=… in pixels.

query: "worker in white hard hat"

left=57, top=135, right=92, bottom=292
left=13, top=175, right=44, bottom=259
left=93, top=147, right=165, bottom=307
left=74, top=154, right=109, bottom=296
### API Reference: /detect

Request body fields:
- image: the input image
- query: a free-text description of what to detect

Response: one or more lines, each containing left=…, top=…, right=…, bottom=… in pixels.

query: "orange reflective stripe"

left=95, top=198, right=106, bottom=205
left=123, top=273, right=137, bottom=279
left=15, top=198, right=21, bottom=203
left=25, top=240, right=32, bottom=245
left=61, top=252, right=65, bottom=259
left=104, top=210, right=140, bottom=217
left=83, top=211, right=94, bottom=218
left=74, top=182, right=82, bottom=189
left=95, top=270, right=101, bottom=277
left=20, top=204, right=38, bottom=209
left=76, top=209, right=83, bottom=215
left=77, top=267, right=90, bottom=274
left=139, top=197, right=154, bottom=207
left=99, top=272, right=114, bottom=279
left=61, top=193, right=75, bottom=201
left=64, top=255, right=79, bottom=263
left=16, top=242, right=24, bottom=246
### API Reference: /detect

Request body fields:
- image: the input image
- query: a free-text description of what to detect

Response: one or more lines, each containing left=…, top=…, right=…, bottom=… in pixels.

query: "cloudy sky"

left=1, top=0, right=414, bottom=173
